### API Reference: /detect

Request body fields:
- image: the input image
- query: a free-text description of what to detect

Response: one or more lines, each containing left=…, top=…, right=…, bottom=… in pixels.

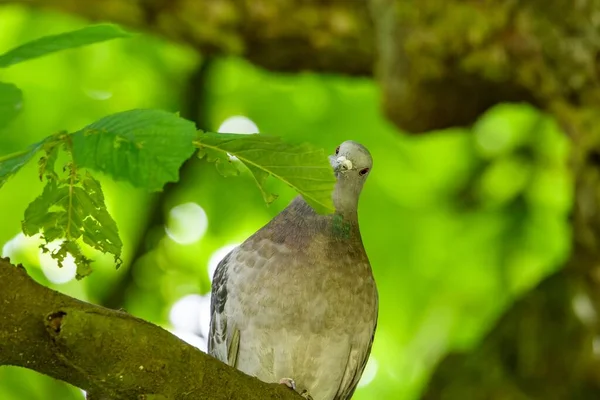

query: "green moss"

left=376, top=0, right=600, bottom=132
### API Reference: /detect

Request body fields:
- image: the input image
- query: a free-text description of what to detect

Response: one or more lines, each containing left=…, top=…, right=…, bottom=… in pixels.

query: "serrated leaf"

left=79, top=173, right=122, bottom=262
left=37, top=137, right=62, bottom=180
left=62, top=240, right=93, bottom=279
left=0, top=82, right=22, bottom=129
left=194, top=133, right=336, bottom=214
left=71, top=109, right=197, bottom=191
left=22, top=170, right=123, bottom=278
left=0, top=24, right=132, bottom=68
left=22, top=179, right=72, bottom=238
left=245, top=163, right=278, bottom=204
left=197, top=147, right=240, bottom=177
left=0, top=133, right=66, bottom=189
left=0, top=138, right=47, bottom=189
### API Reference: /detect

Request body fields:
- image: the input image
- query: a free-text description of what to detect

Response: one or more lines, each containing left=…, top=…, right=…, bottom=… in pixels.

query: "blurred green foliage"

left=0, top=5, right=572, bottom=400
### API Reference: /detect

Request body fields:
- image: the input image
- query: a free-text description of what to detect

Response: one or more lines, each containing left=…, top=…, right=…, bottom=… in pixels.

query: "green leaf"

left=244, top=163, right=278, bottom=204
left=197, top=146, right=240, bottom=177
left=0, top=82, right=22, bottom=129
left=22, top=170, right=123, bottom=279
left=21, top=179, right=67, bottom=240
left=0, top=24, right=132, bottom=68
left=0, top=133, right=66, bottom=189
left=37, top=136, right=62, bottom=181
left=79, top=173, right=122, bottom=260
left=71, top=109, right=197, bottom=191
left=0, top=139, right=46, bottom=189
left=194, top=133, right=336, bottom=214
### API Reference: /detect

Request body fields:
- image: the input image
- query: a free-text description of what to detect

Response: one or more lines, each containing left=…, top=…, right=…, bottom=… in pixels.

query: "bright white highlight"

left=169, top=293, right=212, bottom=352
left=165, top=202, right=208, bottom=245
left=39, top=240, right=77, bottom=284
left=169, top=293, right=212, bottom=339
left=217, top=116, right=259, bottom=134
left=357, top=356, right=378, bottom=388
left=1, top=232, right=29, bottom=258
left=3, top=233, right=77, bottom=284
left=208, top=244, right=239, bottom=282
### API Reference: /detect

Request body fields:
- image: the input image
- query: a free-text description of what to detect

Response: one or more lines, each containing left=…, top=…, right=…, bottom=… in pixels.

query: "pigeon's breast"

left=227, top=236, right=376, bottom=334
left=225, top=235, right=377, bottom=399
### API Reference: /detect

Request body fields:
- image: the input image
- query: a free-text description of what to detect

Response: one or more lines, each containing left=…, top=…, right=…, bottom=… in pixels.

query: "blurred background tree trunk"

left=421, top=138, right=600, bottom=398
left=3, top=0, right=600, bottom=398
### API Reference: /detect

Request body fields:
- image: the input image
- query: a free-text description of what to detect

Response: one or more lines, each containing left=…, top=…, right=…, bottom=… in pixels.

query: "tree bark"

left=0, top=257, right=300, bottom=400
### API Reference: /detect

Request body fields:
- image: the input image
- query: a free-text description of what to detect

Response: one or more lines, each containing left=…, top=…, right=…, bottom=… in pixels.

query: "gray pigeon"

left=208, top=140, right=378, bottom=400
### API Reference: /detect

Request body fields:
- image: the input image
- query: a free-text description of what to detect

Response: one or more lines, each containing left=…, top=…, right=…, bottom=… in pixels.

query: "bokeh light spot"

left=169, top=293, right=211, bottom=340
left=217, top=115, right=259, bottom=134
left=1, top=232, right=29, bottom=258
left=39, top=241, right=77, bottom=284
left=475, top=123, right=510, bottom=154
left=357, top=356, right=378, bottom=388
left=594, top=337, right=600, bottom=357
left=165, top=202, right=208, bottom=245
left=572, top=291, right=596, bottom=326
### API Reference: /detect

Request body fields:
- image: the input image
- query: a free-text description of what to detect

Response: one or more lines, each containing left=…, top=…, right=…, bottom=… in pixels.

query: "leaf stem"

left=63, top=135, right=77, bottom=240
left=0, top=149, right=29, bottom=163
left=66, top=163, right=75, bottom=240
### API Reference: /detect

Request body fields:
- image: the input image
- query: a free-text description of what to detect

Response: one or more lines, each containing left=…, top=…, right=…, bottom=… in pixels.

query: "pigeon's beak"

left=330, top=155, right=353, bottom=173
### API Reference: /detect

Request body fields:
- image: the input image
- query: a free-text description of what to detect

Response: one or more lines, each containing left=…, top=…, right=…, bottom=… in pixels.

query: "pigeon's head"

left=329, top=140, right=373, bottom=180
left=328, top=140, right=372, bottom=213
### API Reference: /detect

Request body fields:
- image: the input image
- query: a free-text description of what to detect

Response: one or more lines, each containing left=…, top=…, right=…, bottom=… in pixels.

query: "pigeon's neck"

left=289, top=195, right=358, bottom=223
left=332, top=183, right=360, bottom=220
left=266, top=196, right=362, bottom=244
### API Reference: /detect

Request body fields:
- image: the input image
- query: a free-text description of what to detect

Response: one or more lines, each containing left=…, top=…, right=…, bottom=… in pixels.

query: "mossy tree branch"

left=0, top=257, right=301, bottom=400
left=0, top=0, right=374, bottom=76
left=369, top=0, right=600, bottom=132
left=2, top=0, right=599, bottom=134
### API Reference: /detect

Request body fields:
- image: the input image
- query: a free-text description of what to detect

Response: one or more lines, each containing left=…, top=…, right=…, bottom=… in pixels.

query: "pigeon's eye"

left=359, top=168, right=369, bottom=176
left=335, top=146, right=340, bottom=155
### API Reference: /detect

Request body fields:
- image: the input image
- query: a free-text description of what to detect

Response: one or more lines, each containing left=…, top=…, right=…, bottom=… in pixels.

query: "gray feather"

left=208, top=252, right=233, bottom=364
left=336, top=319, right=378, bottom=400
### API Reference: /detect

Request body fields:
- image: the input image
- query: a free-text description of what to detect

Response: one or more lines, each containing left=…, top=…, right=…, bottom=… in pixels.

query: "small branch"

left=0, top=257, right=300, bottom=400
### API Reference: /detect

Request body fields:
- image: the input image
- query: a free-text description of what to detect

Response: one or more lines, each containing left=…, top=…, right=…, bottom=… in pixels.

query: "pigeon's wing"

left=208, top=251, right=240, bottom=366
left=335, top=295, right=378, bottom=400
